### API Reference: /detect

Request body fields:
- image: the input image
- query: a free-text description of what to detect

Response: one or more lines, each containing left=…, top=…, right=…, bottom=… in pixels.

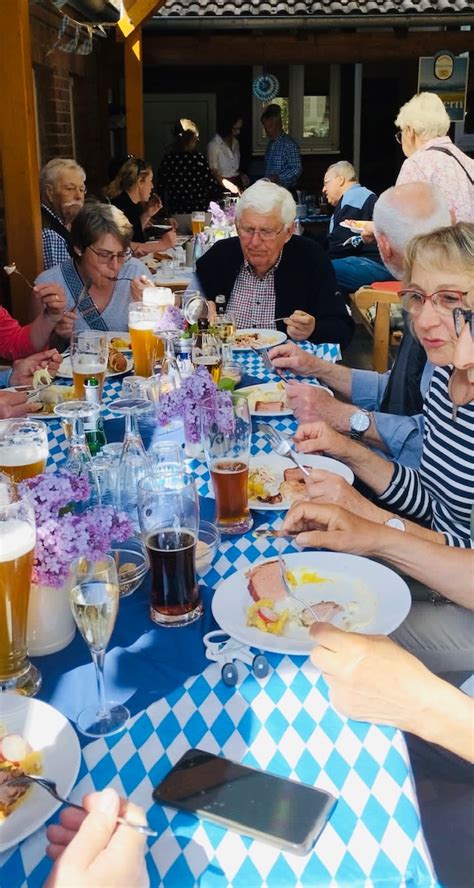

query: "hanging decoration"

left=252, top=74, right=280, bottom=102
left=45, top=0, right=115, bottom=55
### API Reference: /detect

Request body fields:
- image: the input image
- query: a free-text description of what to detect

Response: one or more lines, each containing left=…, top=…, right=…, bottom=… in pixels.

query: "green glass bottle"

left=83, top=377, right=107, bottom=456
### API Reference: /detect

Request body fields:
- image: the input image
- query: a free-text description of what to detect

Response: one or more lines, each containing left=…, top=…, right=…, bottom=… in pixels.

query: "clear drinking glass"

left=112, top=397, right=153, bottom=526
left=0, top=419, right=48, bottom=482
left=128, top=302, right=164, bottom=377
left=213, top=310, right=236, bottom=364
left=157, top=333, right=182, bottom=396
left=148, top=440, right=184, bottom=475
left=137, top=472, right=202, bottom=627
left=70, top=331, right=108, bottom=399
left=192, top=331, right=222, bottom=384
left=69, top=554, right=129, bottom=737
left=0, top=482, right=40, bottom=696
left=54, top=401, right=101, bottom=508
left=201, top=394, right=253, bottom=535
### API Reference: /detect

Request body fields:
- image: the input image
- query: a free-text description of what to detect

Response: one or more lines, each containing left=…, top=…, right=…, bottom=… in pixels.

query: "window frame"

left=252, top=64, right=340, bottom=155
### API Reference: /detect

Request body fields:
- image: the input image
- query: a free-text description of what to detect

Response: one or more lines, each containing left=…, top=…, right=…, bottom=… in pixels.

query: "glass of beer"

left=192, top=331, right=222, bottom=383
left=201, top=394, right=253, bottom=534
left=128, top=302, right=165, bottom=377
left=71, top=331, right=108, bottom=399
left=0, top=419, right=48, bottom=482
left=137, top=472, right=203, bottom=627
left=0, top=482, right=41, bottom=696
left=191, top=211, right=206, bottom=235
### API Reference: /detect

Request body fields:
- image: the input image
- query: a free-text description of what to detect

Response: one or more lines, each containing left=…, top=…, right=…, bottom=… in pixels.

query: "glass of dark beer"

left=137, top=472, right=203, bottom=627
left=201, top=394, right=253, bottom=535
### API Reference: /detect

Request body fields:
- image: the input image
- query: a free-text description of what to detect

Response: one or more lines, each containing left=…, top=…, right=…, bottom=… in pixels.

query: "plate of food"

left=247, top=453, right=354, bottom=511
left=212, top=552, right=411, bottom=655
left=239, top=381, right=292, bottom=417
left=106, top=332, right=131, bottom=352
left=233, top=329, right=287, bottom=351
left=57, top=350, right=132, bottom=379
left=340, top=219, right=367, bottom=234
left=7, top=383, right=76, bottom=419
left=0, top=695, right=81, bottom=852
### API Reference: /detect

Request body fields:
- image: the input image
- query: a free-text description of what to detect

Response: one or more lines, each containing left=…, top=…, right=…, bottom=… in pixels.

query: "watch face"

left=350, top=411, right=370, bottom=433
left=385, top=517, right=405, bottom=531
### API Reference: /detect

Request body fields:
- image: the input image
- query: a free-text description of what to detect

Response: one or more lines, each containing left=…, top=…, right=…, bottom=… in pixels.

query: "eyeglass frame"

left=87, top=245, right=133, bottom=264
left=399, top=288, right=468, bottom=316
left=453, top=306, right=474, bottom=338
left=237, top=222, right=286, bottom=242
left=394, top=131, right=403, bottom=144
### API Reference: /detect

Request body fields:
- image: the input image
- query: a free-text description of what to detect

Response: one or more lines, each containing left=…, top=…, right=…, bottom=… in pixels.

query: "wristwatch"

left=349, top=409, right=370, bottom=441
left=384, top=516, right=406, bottom=531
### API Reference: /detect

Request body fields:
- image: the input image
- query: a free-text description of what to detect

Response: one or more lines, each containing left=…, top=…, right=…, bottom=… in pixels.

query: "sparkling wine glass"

left=70, top=555, right=129, bottom=737
left=157, top=333, right=182, bottom=396
left=112, top=397, right=153, bottom=527
left=54, top=401, right=101, bottom=508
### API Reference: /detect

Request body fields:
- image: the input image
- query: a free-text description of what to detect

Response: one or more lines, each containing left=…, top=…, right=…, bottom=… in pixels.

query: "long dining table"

left=3, top=342, right=438, bottom=887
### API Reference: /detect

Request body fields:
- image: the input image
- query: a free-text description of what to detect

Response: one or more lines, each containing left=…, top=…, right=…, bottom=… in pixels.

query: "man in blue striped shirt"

left=261, top=105, right=302, bottom=192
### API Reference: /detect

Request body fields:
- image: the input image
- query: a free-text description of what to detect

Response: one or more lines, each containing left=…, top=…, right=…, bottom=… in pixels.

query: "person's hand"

left=130, top=275, right=154, bottom=302
left=156, top=230, right=177, bottom=251
left=269, top=342, right=322, bottom=377
left=0, top=390, right=39, bottom=418
left=303, top=469, right=383, bottom=521
left=294, top=420, right=350, bottom=461
left=33, top=283, right=67, bottom=323
left=282, top=500, right=386, bottom=548
left=10, top=349, right=62, bottom=386
left=54, top=310, right=76, bottom=340
left=360, top=221, right=375, bottom=244
left=285, top=310, right=316, bottom=342
left=285, top=380, right=340, bottom=425
left=309, top=622, right=434, bottom=731
left=45, top=788, right=149, bottom=888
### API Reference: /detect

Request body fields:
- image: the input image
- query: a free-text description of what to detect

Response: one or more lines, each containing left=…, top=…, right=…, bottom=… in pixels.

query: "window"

left=252, top=65, right=340, bottom=155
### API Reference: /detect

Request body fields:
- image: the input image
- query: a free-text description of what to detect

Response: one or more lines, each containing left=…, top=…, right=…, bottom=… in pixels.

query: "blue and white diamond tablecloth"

left=4, top=659, right=436, bottom=887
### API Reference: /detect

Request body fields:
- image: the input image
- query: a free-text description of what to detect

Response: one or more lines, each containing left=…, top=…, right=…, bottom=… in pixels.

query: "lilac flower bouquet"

left=154, top=305, right=186, bottom=333
left=19, top=470, right=133, bottom=588
left=156, top=365, right=234, bottom=444
left=208, top=201, right=237, bottom=228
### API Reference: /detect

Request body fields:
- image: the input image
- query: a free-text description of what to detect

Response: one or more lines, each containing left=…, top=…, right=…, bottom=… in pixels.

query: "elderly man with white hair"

left=194, top=180, right=354, bottom=349
left=41, top=157, right=87, bottom=269
left=270, top=181, right=452, bottom=468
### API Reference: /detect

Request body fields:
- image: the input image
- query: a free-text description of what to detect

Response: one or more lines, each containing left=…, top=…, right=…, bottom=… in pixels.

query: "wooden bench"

left=349, top=283, right=402, bottom=373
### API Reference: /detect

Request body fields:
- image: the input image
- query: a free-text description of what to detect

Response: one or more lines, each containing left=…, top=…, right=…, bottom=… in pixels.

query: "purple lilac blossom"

left=157, top=366, right=234, bottom=444
left=154, top=305, right=186, bottom=333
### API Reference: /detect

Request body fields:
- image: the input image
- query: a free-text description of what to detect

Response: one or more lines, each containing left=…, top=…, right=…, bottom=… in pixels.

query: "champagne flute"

left=69, top=555, right=129, bottom=737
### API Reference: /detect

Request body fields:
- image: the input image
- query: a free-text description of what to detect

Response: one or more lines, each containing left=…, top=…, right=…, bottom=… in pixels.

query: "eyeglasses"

left=238, top=224, right=285, bottom=242
left=399, top=288, right=468, bottom=316
left=64, top=185, right=87, bottom=194
left=395, top=131, right=403, bottom=144
left=453, top=307, right=474, bottom=338
left=88, top=246, right=132, bottom=264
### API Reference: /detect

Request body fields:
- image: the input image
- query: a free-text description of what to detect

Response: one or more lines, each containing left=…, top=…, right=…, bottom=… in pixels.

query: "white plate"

left=212, top=552, right=411, bottom=655
left=239, top=382, right=292, bottom=417
left=248, top=453, right=354, bottom=512
left=233, top=329, right=287, bottom=351
left=57, top=355, right=133, bottom=379
left=340, top=219, right=366, bottom=234
left=5, top=386, right=75, bottom=420
left=0, top=696, right=81, bottom=852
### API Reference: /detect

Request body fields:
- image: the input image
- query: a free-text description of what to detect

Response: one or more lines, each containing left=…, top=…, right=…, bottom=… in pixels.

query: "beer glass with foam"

left=71, top=331, right=108, bottom=398
left=201, top=394, right=253, bottom=534
left=0, top=482, right=40, bottom=695
left=137, top=472, right=203, bottom=627
left=0, top=419, right=48, bottom=482
left=128, top=302, right=164, bottom=377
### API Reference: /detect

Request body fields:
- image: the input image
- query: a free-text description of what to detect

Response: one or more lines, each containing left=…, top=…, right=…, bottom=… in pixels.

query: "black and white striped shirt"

left=379, top=366, right=474, bottom=547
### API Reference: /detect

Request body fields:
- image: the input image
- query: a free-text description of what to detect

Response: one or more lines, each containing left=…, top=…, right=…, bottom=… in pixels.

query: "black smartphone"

left=153, top=748, right=337, bottom=856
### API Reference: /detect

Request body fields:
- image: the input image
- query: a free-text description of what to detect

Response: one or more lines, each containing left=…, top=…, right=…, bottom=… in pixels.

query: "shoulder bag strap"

left=427, top=146, right=474, bottom=185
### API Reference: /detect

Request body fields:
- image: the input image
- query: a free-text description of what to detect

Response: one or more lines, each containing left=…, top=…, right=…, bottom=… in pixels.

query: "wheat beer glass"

left=128, top=302, right=164, bottom=377
left=201, top=394, right=253, bottom=535
left=71, top=331, right=108, bottom=399
left=0, top=482, right=40, bottom=696
left=137, top=472, right=202, bottom=627
left=0, top=419, right=48, bottom=482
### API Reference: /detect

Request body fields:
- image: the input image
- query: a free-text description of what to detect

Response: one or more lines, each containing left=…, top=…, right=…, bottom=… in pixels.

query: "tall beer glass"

left=201, top=394, right=253, bottom=534
left=71, top=331, right=108, bottom=399
left=128, top=302, right=164, bottom=377
left=0, top=419, right=48, bottom=482
left=0, top=483, right=40, bottom=695
left=137, top=472, right=203, bottom=627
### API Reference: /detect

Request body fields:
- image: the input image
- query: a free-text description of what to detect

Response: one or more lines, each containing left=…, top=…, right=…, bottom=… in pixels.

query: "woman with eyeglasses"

left=106, top=157, right=177, bottom=257
left=394, top=92, right=474, bottom=223
left=35, top=202, right=150, bottom=339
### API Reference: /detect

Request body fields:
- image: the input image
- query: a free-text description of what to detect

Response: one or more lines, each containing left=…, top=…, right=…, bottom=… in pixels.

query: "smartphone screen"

left=153, top=748, right=337, bottom=856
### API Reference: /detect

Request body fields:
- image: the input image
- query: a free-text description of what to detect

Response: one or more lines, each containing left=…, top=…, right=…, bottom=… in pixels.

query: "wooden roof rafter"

left=118, top=0, right=168, bottom=38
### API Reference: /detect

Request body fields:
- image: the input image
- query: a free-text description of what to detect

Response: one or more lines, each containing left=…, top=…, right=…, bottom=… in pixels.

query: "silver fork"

left=255, top=347, right=288, bottom=380
left=278, top=551, right=320, bottom=622
left=258, top=422, right=310, bottom=477
left=5, top=773, right=157, bottom=837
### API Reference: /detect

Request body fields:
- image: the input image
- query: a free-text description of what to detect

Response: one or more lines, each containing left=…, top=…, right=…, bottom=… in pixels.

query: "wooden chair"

left=349, top=283, right=402, bottom=373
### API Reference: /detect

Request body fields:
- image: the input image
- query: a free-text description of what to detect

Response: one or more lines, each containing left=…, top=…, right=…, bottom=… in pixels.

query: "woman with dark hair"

left=207, top=112, right=249, bottom=195
left=35, top=202, right=149, bottom=337
left=156, top=118, right=222, bottom=217
left=106, top=157, right=176, bottom=256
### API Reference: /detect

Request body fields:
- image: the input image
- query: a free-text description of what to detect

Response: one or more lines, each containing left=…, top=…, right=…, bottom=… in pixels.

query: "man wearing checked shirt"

left=261, top=104, right=302, bottom=192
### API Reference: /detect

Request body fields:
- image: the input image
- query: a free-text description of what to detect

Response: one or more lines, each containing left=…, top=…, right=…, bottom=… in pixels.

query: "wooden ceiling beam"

left=125, top=28, right=144, bottom=156
left=143, top=30, right=472, bottom=65
left=118, top=0, right=167, bottom=38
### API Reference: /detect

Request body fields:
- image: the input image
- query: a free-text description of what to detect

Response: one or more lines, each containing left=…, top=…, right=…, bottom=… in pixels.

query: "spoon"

left=5, top=773, right=158, bottom=837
